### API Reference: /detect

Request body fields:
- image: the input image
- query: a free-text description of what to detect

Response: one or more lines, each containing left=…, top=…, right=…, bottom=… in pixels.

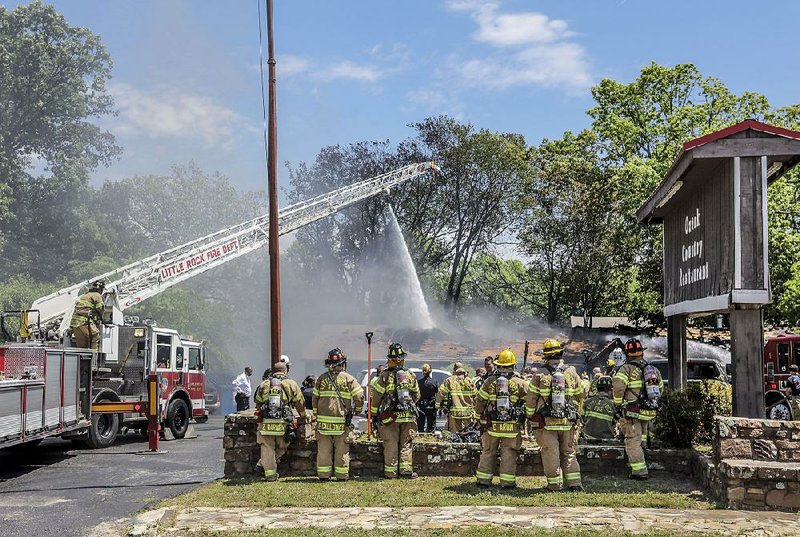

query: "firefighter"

left=370, top=343, right=420, bottom=479
left=475, top=349, right=527, bottom=488
left=313, top=348, right=364, bottom=481
left=437, top=362, right=477, bottom=433
left=253, top=361, right=305, bottom=481
left=70, top=280, right=106, bottom=351
left=612, top=337, right=663, bottom=480
left=588, top=367, right=603, bottom=397
left=581, top=376, right=617, bottom=442
left=526, top=339, right=584, bottom=491
left=784, top=364, right=800, bottom=419
left=417, top=364, right=439, bottom=433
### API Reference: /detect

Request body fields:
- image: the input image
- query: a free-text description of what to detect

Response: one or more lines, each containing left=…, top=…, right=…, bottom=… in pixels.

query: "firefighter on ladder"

left=313, top=348, right=364, bottom=481
left=474, top=348, right=527, bottom=488
left=612, top=337, right=663, bottom=480
left=253, top=361, right=305, bottom=481
left=70, top=280, right=106, bottom=351
left=370, top=343, right=420, bottom=479
left=527, top=339, right=584, bottom=491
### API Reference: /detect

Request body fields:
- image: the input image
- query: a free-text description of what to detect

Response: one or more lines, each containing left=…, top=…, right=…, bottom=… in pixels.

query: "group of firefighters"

left=251, top=336, right=664, bottom=490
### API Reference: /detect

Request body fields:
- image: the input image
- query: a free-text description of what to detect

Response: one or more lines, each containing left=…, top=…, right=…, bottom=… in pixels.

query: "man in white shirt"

left=232, top=366, right=253, bottom=411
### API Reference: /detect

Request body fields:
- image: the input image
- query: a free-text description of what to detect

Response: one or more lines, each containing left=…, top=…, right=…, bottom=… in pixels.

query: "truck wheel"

left=167, top=399, right=190, bottom=439
left=85, top=411, right=119, bottom=448
left=768, top=400, right=793, bottom=421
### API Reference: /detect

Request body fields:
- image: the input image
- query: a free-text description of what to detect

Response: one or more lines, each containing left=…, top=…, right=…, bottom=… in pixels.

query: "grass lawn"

left=181, top=529, right=708, bottom=537
left=163, top=474, right=711, bottom=510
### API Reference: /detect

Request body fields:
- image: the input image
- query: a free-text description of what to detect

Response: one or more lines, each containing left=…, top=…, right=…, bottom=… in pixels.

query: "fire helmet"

left=495, top=348, right=516, bottom=367
left=91, top=279, right=106, bottom=291
left=542, top=338, right=563, bottom=358
left=325, top=348, right=346, bottom=367
left=596, top=376, right=612, bottom=392
left=388, top=342, right=406, bottom=368
left=624, top=338, right=645, bottom=358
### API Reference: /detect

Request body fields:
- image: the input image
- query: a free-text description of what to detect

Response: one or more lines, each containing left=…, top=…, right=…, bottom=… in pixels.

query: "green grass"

left=162, top=474, right=710, bottom=510
left=183, top=529, right=711, bottom=537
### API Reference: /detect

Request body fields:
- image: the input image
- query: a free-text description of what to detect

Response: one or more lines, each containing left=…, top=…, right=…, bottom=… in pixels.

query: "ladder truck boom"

left=29, top=161, right=437, bottom=337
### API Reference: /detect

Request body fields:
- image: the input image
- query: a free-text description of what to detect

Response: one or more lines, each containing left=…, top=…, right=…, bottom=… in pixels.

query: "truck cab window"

left=156, top=334, right=172, bottom=369
left=189, top=348, right=201, bottom=370
left=794, top=343, right=800, bottom=370
left=778, top=343, right=790, bottom=373
left=176, top=347, right=185, bottom=370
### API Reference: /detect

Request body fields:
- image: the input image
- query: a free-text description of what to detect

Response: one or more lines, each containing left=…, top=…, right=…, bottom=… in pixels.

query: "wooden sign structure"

left=637, top=120, right=800, bottom=418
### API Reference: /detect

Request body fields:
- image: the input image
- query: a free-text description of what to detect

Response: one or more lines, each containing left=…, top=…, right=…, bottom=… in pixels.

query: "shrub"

left=652, top=380, right=732, bottom=448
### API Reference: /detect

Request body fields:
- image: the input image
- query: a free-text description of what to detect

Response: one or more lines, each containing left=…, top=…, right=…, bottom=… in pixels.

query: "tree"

left=0, top=2, right=119, bottom=275
left=394, top=116, right=529, bottom=316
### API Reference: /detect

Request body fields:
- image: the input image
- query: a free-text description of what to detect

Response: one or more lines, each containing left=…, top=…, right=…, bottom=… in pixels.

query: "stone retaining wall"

left=223, top=412, right=695, bottom=480
left=710, top=417, right=800, bottom=510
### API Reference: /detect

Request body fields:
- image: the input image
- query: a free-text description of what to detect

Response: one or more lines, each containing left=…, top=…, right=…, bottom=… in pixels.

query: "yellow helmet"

left=542, top=338, right=563, bottom=358
left=495, top=348, right=516, bottom=367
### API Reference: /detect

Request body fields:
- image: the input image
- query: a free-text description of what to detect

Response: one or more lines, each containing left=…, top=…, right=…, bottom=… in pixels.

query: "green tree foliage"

left=0, top=1, right=119, bottom=274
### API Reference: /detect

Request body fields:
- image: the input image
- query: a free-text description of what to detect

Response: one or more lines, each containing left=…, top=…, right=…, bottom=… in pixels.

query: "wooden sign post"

left=637, top=120, right=800, bottom=418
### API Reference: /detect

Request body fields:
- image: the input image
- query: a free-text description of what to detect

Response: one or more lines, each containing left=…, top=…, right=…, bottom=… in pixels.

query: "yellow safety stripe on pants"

left=317, top=466, right=332, bottom=472
left=565, top=472, right=581, bottom=482
left=642, top=434, right=648, bottom=441
left=613, top=396, right=623, bottom=404
left=334, top=466, right=349, bottom=474
left=265, top=469, right=277, bottom=477
left=399, top=463, right=412, bottom=469
left=585, top=411, right=614, bottom=422
left=630, top=462, right=647, bottom=471
left=547, top=475, right=563, bottom=485
left=499, top=473, right=516, bottom=482
left=384, top=465, right=398, bottom=473
left=476, top=470, right=493, bottom=480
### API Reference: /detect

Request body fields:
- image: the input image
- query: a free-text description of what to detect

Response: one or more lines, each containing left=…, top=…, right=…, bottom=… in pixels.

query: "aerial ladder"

left=26, top=161, right=438, bottom=341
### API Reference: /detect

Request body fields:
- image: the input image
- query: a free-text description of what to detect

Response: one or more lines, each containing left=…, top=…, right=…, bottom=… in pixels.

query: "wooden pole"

left=730, top=307, right=765, bottom=418
left=666, top=315, right=688, bottom=391
left=266, top=0, right=281, bottom=366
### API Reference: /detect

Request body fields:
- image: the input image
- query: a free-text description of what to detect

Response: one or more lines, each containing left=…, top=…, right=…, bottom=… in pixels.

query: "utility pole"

left=266, top=0, right=281, bottom=366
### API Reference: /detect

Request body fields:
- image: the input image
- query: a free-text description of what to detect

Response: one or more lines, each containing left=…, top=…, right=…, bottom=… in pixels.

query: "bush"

left=652, top=380, right=732, bottom=448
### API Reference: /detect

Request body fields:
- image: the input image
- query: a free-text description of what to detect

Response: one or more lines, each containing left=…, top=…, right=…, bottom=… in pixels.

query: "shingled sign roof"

left=636, top=120, right=800, bottom=224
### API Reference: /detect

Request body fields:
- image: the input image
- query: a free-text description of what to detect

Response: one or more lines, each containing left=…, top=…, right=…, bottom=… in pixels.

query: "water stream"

left=386, top=205, right=434, bottom=329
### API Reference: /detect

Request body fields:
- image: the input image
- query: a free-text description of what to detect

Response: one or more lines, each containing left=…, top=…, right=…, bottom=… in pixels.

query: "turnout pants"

left=315, top=430, right=351, bottom=480
left=447, top=416, right=473, bottom=433
left=417, top=407, right=437, bottom=433
left=72, top=323, right=100, bottom=351
left=475, top=433, right=522, bottom=487
left=534, top=428, right=581, bottom=490
left=256, top=434, right=288, bottom=481
left=380, top=422, right=416, bottom=477
left=620, top=417, right=649, bottom=476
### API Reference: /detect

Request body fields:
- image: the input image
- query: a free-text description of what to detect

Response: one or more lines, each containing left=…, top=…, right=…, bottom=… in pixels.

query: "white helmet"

left=609, top=348, right=625, bottom=365
left=280, top=354, right=291, bottom=368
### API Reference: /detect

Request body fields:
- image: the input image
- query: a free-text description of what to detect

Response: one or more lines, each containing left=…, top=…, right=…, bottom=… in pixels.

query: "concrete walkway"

left=99, top=505, right=800, bottom=536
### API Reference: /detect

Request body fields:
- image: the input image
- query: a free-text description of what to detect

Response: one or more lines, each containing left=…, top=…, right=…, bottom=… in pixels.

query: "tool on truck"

left=1, top=162, right=438, bottom=448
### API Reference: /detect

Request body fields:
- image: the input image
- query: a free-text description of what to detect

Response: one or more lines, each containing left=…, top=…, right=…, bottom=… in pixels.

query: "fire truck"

left=764, top=333, right=800, bottom=420
left=0, top=162, right=437, bottom=448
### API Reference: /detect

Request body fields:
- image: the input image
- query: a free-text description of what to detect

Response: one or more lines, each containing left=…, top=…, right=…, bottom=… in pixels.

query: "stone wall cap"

left=722, top=459, right=800, bottom=470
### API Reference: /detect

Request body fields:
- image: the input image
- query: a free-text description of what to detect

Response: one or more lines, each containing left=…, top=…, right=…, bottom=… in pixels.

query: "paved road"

left=0, top=416, right=224, bottom=537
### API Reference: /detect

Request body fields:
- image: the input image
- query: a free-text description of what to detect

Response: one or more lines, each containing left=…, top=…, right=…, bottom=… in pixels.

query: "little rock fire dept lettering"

left=159, top=239, right=240, bottom=281
left=679, top=208, right=709, bottom=287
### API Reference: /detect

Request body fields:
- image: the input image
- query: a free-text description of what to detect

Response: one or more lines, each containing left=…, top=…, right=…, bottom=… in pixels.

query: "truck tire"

left=85, top=411, right=119, bottom=448
left=166, top=398, right=190, bottom=439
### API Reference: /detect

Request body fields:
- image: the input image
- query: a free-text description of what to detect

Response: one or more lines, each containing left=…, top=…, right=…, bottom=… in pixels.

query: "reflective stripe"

left=630, top=462, right=647, bottom=470
left=499, top=473, right=516, bottom=482
left=317, top=415, right=346, bottom=423
left=334, top=466, right=349, bottom=474
left=585, top=411, right=613, bottom=422
left=544, top=424, right=572, bottom=431
left=265, top=469, right=277, bottom=477
left=565, top=472, right=581, bottom=481
left=476, top=470, right=493, bottom=479
left=317, top=391, right=352, bottom=399
left=547, top=475, right=563, bottom=484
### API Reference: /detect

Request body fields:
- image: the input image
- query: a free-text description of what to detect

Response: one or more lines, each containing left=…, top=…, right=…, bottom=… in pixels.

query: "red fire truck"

left=764, top=333, right=800, bottom=420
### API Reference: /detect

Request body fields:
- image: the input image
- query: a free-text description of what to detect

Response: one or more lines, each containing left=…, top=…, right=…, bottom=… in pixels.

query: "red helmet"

left=624, top=338, right=645, bottom=358
left=325, top=348, right=347, bottom=367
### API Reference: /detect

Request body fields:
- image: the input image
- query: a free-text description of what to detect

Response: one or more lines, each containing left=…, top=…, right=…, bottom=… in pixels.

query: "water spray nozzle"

left=365, top=332, right=373, bottom=344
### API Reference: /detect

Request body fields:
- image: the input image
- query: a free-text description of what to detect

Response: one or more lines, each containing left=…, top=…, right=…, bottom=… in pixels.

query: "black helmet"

left=596, top=376, right=612, bottom=392
left=388, top=343, right=406, bottom=358
left=325, top=348, right=346, bottom=367
left=91, top=279, right=106, bottom=291
left=624, top=338, right=645, bottom=358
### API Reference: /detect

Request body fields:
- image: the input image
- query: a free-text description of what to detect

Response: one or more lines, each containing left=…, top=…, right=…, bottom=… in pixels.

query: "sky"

left=25, top=0, right=800, bottom=195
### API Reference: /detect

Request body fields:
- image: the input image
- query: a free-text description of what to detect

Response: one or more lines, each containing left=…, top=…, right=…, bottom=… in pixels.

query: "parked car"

left=646, top=357, right=730, bottom=388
